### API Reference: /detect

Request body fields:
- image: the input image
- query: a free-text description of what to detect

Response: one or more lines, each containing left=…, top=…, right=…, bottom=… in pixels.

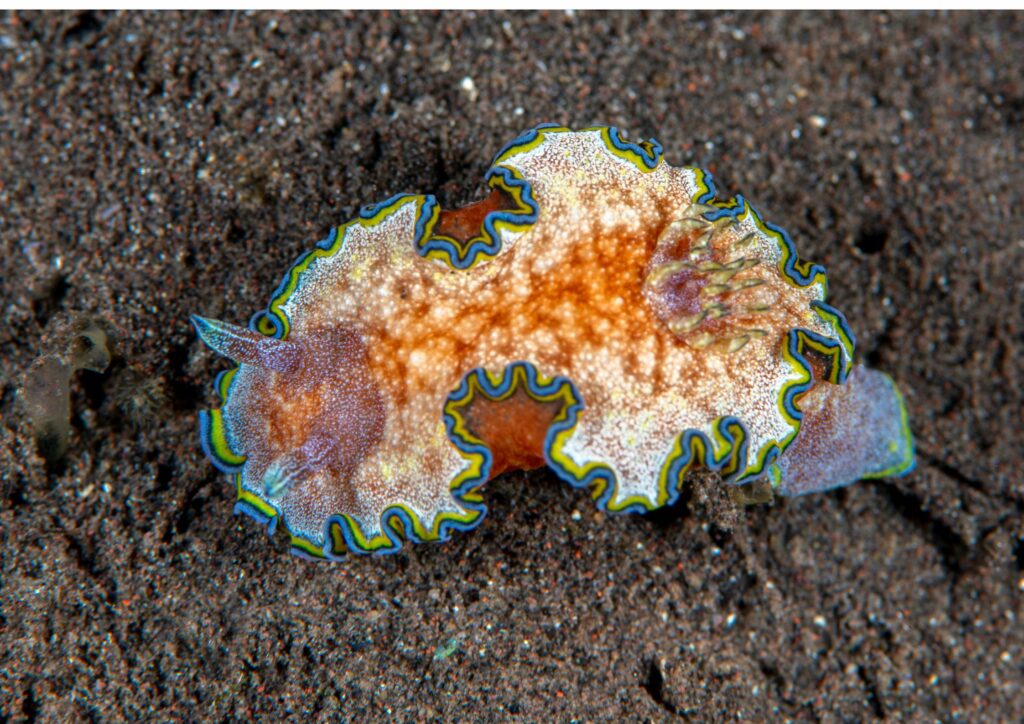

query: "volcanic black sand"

left=1, top=11, right=1022, bottom=721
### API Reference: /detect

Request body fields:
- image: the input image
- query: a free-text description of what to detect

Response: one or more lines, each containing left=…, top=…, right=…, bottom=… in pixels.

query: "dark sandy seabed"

left=0, top=10, right=1022, bottom=722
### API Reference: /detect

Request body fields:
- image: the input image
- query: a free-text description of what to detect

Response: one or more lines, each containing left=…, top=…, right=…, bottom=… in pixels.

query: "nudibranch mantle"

left=194, top=125, right=914, bottom=559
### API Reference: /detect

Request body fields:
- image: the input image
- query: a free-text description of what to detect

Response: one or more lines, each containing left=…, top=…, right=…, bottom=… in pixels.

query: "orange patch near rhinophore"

left=257, top=328, right=388, bottom=480
left=436, top=188, right=509, bottom=244
left=460, top=387, right=566, bottom=477
left=265, top=385, right=324, bottom=451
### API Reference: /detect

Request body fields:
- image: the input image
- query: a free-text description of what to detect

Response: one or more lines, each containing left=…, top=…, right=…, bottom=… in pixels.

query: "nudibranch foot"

left=772, top=365, right=914, bottom=496
left=194, top=125, right=914, bottom=560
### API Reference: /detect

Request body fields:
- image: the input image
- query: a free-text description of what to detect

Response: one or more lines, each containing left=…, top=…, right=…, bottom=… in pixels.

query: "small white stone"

left=460, top=76, right=478, bottom=102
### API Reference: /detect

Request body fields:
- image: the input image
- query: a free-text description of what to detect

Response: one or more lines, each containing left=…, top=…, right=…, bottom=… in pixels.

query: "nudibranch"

left=194, top=125, right=914, bottom=559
